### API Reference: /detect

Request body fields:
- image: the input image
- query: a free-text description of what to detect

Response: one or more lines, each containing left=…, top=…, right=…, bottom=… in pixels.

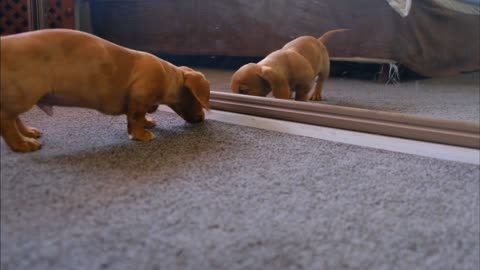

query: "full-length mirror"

left=85, top=0, right=479, bottom=124
left=2, top=0, right=477, bottom=126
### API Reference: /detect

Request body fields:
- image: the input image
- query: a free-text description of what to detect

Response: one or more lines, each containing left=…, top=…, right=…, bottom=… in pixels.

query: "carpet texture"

left=1, top=108, right=479, bottom=270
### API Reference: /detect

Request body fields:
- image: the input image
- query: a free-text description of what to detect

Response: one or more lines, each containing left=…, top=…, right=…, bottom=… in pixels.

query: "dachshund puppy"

left=1, top=29, right=210, bottom=152
left=231, top=29, right=348, bottom=101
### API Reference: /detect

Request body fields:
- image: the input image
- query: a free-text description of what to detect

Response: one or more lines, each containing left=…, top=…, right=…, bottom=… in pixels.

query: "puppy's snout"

left=187, top=113, right=205, bottom=124
left=238, top=88, right=249, bottom=95
left=193, top=114, right=205, bottom=123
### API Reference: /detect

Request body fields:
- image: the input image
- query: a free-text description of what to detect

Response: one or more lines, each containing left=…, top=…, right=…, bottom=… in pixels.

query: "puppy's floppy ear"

left=182, top=68, right=211, bottom=110
left=179, top=66, right=195, bottom=73
left=258, top=66, right=291, bottom=99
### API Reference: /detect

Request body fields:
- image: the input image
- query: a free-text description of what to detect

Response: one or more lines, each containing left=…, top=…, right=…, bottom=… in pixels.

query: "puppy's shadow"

left=24, top=121, right=225, bottom=178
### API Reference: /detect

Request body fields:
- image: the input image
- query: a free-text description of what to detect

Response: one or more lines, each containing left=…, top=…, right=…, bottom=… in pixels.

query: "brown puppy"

left=231, top=29, right=348, bottom=101
left=0, top=29, right=210, bottom=152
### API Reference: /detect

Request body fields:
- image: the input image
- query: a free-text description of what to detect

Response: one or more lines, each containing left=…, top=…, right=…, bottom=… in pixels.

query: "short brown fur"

left=0, top=29, right=210, bottom=152
left=230, top=29, right=348, bottom=101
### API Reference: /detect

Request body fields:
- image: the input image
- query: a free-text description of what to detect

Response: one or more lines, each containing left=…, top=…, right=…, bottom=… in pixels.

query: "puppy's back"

left=2, top=29, right=134, bottom=64
left=1, top=29, right=140, bottom=113
left=281, top=36, right=326, bottom=72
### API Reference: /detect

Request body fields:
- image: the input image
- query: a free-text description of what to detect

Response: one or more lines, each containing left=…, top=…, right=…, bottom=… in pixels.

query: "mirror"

left=85, top=0, right=479, bottom=124
left=196, top=66, right=479, bottom=123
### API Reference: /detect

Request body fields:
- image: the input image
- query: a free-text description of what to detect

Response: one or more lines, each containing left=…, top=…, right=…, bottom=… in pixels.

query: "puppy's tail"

left=318, top=29, right=350, bottom=43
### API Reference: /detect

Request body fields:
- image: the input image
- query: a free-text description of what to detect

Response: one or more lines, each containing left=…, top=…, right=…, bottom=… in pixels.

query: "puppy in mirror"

left=230, top=29, right=348, bottom=101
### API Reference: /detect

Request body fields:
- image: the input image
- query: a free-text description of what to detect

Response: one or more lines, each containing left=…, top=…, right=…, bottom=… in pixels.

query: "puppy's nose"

left=195, top=114, right=205, bottom=123
left=189, top=114, right=205, bottom=124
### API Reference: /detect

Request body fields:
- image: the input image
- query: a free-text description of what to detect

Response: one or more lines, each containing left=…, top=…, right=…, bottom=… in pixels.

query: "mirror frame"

left=210, top=92, right=480, bottom=149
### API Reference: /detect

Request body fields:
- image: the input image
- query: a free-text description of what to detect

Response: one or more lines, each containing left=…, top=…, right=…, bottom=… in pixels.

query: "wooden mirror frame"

left=210, top=92, right=480, bottom=149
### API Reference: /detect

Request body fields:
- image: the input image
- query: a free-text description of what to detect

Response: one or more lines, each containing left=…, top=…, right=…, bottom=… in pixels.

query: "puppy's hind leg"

left=310, top=74, right=327, bottom=101
left=311, top=56, right=331, bottom=101
left=144, top=105, right=158, bottom=129
left=1, top=112, right=41, bottom=152
left=16, top=118, right=42, bottom=138
left=144, top=115, right=156, bottom=129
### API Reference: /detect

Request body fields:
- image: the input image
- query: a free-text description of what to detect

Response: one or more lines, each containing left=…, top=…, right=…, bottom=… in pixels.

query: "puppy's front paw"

left=144, top=116, right=156, bottom=129
left=309, top=92, right=322, bottom=101
left=129, top=129, right=156, bottom=142
left=22, top=127, right=42, bottom=138
left=11, top=138, right=42, bottom=152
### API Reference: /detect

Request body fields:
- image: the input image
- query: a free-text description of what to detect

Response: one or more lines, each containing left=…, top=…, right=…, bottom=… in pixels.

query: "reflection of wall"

left=89, top=0, right=479, bottom=77
left=46, top=0, right=75, bottom=29
left=0, top=0, right=76, bottom=36
left=75, top=0, right=92, bottom=32
left=0, top=0, right=30, bottom=36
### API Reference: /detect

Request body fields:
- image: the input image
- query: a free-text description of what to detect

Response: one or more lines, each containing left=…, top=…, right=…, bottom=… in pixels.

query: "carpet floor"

left=1, top=108, right=479, bottom=270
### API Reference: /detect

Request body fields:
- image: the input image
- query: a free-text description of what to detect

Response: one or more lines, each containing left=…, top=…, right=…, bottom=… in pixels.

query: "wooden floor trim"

left=210, top=92, right=480, bottom=149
